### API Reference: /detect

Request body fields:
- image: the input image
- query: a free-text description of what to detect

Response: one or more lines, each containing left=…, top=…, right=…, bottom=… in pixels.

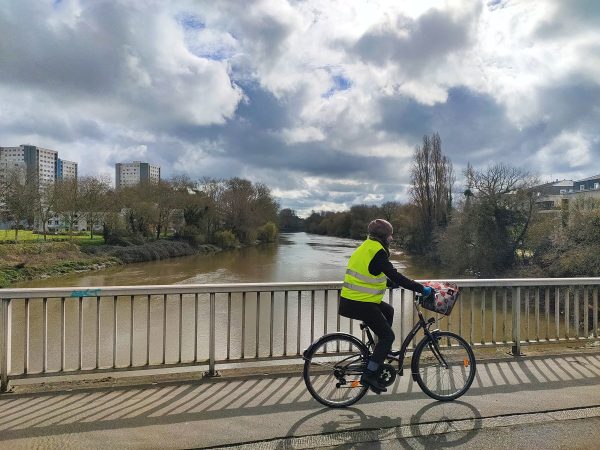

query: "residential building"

left=531, top=179, right=575, bottom=210
left=0, top=144, right=79, bottom=231
left=57, top=158, right=78, bottom=180
left=533, top=174, right=600, bottom=212
left=115, top=161, right=161, bottom=188
left=0, top=144, right=62, bottom=188
left=574, top=174, right=600, bottom=192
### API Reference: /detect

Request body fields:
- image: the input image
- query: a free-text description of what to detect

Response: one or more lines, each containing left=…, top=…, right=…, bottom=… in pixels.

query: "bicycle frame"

left=362, top=299, right=447, bottom=377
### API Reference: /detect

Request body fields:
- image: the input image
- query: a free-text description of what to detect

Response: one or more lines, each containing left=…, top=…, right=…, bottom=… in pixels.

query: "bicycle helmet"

left=367, top=219, right=393, bottom=240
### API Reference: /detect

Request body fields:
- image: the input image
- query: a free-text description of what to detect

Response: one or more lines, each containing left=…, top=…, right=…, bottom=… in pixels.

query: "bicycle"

left=302, top=292, right=476, bottom=408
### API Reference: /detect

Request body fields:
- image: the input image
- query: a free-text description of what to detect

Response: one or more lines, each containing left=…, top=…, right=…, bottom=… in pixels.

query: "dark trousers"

left=338, top=297, right=395, bottom=367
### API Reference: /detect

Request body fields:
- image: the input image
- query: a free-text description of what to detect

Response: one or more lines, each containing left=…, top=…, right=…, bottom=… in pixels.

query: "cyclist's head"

left=367, top=219, right=393, bottom=245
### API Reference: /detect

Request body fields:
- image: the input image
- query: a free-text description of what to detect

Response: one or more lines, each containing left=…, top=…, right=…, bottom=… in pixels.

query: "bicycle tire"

left=303, top=334, right=370, bottom=408
left=412, top=331, right=476, bottom=401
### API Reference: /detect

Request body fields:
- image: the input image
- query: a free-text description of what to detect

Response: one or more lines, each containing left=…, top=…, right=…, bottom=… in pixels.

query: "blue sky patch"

left=177, top=13, right=205, bottom=30
left=322, top=75, right=352, bottom=98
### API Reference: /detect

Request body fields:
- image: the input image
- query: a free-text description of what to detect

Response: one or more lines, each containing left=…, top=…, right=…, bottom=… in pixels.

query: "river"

left=6, top=233, right=443, bottom=375
left=6, top=234, right=573, bottom=376
left=15, top=232, right=441, bottom=288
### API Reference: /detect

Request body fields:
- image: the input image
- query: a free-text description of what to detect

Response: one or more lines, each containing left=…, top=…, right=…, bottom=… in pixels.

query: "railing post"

left=511, top=287, right=522, bottom=356
left=0, top=299, right=8, bottom=392
left=208, top=293, right=216, bottom=376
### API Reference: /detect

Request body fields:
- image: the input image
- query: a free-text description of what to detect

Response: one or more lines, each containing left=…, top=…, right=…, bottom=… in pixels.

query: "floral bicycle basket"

left=420, top=281, right=460, bottom=316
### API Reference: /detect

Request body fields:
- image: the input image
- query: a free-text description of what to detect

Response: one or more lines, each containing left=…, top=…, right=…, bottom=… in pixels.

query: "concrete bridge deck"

left=0, top=349, right=599, bottom=449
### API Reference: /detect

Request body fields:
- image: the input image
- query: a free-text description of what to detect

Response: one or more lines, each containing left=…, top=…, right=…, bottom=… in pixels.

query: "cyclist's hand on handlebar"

left=422, top=286, right=435, bottom=302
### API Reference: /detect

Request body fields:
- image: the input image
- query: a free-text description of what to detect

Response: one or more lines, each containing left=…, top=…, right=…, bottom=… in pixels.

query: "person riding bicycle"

left=338, top=219, right=434, bottom=394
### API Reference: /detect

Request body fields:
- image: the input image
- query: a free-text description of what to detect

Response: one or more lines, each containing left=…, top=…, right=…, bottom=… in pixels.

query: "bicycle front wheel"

left=303, top=334, right=369, bottom=408
left=413, top=331, right=476, bottom=401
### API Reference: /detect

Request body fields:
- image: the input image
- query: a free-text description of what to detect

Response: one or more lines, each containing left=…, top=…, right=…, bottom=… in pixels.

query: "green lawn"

left=0, top=229, right=104, bottom=245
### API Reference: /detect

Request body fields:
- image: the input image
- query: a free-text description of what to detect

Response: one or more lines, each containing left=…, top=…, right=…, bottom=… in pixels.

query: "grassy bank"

left=0, top=239, right=220, bottom=288
left=0, top=241, right=120, bottom=288
left=0, top=229, right=104, bottom=244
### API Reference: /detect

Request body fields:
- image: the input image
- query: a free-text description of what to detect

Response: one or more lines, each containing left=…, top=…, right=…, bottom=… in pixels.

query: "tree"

left=278, top=209, right=305, bottom=232
left=79, top=176, right=111, bottom=239
left=408, top=133, right=454, bottom=254
left=35, top=181, right=58, bottom=240
left=348, top=204, right=379, bottom=239
left=119, top=184, right=158, bottom=238
left=197, top=177, right=224, bottom=241
left=151, top=180, right=182, bottom=240
left=54, top=178, right=83, bottom=239
left=0, top=168, right=38, bottom=241
left=439, top=163, right=537, bottom=276
left=532, top=197, right=600, bottom=277
left=219, top=178, right=279, bottom=243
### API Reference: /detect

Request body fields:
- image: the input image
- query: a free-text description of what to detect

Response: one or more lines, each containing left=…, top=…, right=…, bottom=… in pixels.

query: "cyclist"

left=339, top=219, right=434, bottom=394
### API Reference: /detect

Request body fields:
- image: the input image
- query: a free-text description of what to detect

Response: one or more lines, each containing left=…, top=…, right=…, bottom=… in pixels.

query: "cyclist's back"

left=338, top=219, right=432, bottom=394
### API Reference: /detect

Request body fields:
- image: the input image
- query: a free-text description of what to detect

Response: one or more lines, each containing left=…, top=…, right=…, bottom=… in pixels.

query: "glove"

left=422, top=286, right=435, bottom=301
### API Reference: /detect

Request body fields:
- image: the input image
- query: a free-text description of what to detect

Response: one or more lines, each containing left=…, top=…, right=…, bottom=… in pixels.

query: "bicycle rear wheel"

left=303, top=334, right=369, bottom=408
left=413, top=331, right=476, bottom=401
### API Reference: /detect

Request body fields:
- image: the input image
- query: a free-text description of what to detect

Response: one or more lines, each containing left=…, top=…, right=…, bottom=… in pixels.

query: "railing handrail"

left=0, top=277, right=598, bottom=392
left=2, top=277, right=600, bottom=298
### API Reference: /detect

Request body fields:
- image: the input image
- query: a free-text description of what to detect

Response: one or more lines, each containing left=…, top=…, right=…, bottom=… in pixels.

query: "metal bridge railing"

left=0, top=278, right=598, bottom=391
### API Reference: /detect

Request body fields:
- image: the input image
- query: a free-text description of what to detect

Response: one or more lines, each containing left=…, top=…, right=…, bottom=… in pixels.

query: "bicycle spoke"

left=415, top=332, right=476, bottom=401
left=304, top=335, right=369, bottom=407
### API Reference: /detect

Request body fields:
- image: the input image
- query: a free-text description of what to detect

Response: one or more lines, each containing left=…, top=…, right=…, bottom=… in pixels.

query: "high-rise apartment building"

left=0, top=145, right=68, bottom=185
left=115, top=161, right=161, bottom=188
left=0, top=145, right=78, bottom=188
left=57, top=158, right=78, bottom=180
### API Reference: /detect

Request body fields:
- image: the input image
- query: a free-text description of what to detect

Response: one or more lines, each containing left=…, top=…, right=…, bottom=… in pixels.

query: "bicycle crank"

left=377, top=363, right=397, bottom=387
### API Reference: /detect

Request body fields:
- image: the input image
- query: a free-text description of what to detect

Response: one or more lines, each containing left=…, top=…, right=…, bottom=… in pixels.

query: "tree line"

left=286, top=132, right=600, bottom=278
left=0, top=171, right=279, bottom=248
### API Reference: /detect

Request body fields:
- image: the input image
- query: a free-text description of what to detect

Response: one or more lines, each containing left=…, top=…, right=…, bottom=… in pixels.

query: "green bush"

left=213, top=230, right=239, bottom=249
left=257, top=222, right=278, bottom=243
left=99, top=240, right=197, bottom=263
left=178, top=225, right=206, bottom=247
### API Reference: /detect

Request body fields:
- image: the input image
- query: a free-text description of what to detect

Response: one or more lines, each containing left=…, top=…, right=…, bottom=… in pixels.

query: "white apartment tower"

left=0, top=145, right=78, bottom=188
left=115, top=161, right=161, bottom=188
left=0, top=145, right=67, bottom=185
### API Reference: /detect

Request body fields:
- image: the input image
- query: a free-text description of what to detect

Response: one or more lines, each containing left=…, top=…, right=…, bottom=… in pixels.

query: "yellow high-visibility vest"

left=340, top=239, right=388, bottom=303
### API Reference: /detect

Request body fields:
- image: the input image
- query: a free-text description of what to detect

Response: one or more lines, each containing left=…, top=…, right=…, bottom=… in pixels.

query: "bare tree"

left=152, top=180, right=184, bottom=240
left=54, top=178, right=82, bottom=239
left=409, top=132, right=454, bottom=252
left=0, top=168, right=38, bottom=241
left=439, top=163, right=538, bottom=276
left=79, top=176, right=111, bottom=239
left=198, top=177, right=224, bottom=240
left=36, top=181, right=58, bottom=240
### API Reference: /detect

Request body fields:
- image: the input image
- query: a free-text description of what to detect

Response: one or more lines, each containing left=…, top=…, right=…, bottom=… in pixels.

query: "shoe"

left=360, top=370, right=387, bottom=394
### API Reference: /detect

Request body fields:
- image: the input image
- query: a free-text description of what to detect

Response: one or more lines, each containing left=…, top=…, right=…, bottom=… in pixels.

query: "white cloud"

left=1, top=0, right=599, bottom=210
left=534, top=131, right=593, bottom=173
left=279, top=126, right=325, bottom=144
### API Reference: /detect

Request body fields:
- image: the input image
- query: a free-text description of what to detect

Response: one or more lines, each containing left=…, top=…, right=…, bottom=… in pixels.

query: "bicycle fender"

left=302, top=333, right=365, bottom=360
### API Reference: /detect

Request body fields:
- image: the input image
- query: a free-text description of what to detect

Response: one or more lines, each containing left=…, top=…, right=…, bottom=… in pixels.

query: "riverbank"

left=0, top=240, right=221, bottom=288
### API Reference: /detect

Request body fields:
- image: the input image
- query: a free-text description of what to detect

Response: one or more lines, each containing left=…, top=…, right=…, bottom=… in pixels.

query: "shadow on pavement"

left=0, top=353, right=596, bottom=443
left=279, top=400, right=482, bottom=449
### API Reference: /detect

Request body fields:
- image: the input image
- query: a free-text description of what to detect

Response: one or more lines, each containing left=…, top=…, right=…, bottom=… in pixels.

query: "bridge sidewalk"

left=0, top=350, right=599, bottom=449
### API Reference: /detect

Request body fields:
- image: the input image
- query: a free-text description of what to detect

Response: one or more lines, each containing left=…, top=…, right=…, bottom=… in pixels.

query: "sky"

left=1, top=0, right=599, bottom=216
